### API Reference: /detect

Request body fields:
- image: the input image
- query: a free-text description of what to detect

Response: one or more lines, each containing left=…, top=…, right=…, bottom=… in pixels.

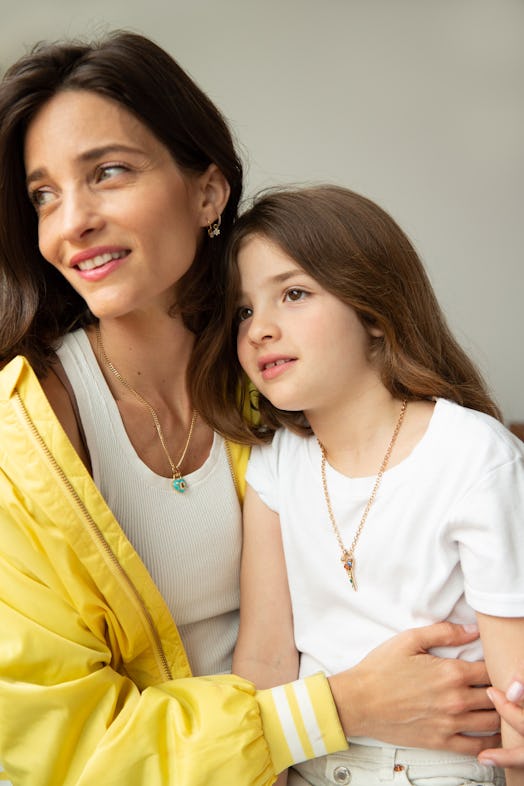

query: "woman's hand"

left=328, top=621, right=500, bottom=755
left=478, top=673, right=524, bottom=769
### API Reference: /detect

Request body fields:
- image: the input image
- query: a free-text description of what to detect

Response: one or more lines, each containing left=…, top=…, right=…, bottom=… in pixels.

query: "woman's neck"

left=87, top=311, right=195, bottom=413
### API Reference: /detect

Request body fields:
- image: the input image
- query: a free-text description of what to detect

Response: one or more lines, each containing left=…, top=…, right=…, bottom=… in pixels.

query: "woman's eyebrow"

left=77, top=143, right=143, bottom=162
left=26, top=143, right=143, bottom=186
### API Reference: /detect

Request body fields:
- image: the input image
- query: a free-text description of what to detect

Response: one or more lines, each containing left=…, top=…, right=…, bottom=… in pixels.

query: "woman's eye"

left=29, top=188, right=55, bottom=209
left=237, top=306, right=253, bottom=323
left=285, top=288, right=307, bottom=302
left=96, top=163, right=128, bottom=181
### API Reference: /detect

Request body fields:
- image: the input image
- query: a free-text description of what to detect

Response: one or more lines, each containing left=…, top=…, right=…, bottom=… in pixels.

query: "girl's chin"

left=261, top=396, right=306, bottom=413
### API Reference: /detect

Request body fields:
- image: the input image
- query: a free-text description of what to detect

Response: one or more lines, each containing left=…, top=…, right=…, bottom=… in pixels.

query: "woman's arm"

left=233, top=484, right=299, bottom=786
left=328, top=621, right=500, bottom=752
left=476, top=613, right=524, bottom=785
left=0, top=480, right=337, bottom=786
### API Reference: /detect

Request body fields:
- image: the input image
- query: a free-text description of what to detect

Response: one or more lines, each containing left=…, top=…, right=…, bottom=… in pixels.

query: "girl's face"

left=24, top=90, right=212, bottom=321
left=236, top=234, right=383, bottom=419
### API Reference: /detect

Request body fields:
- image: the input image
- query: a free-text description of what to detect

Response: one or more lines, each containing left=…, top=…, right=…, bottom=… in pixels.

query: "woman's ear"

left=198, top=164, right=231, bottom=227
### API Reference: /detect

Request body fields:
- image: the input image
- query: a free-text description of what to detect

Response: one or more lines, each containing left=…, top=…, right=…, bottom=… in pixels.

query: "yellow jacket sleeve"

left=0, top=523, right=344, bottom=785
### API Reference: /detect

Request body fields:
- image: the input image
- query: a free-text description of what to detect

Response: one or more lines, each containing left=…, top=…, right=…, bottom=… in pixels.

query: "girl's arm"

left=477, top=613, right=524, bottom=785
left=479, top=669, right=524, bottom=769
left=233, top=484, right=299, bottom=786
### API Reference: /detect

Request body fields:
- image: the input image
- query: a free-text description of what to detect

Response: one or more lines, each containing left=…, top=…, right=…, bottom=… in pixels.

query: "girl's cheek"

left=236, top=335, right=249, bottom=369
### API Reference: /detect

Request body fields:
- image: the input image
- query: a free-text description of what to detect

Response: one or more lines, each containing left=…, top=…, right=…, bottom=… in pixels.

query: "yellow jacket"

left=0, top=356, right=346, bottom=786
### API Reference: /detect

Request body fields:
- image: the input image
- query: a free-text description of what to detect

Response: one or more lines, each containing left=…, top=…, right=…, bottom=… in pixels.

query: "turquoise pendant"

left=172, top=475, right=188, bottom=493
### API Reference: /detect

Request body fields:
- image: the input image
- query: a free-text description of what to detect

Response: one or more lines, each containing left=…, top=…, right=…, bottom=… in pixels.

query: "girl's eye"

left=236, top=306, right=253, bottom=323
left=96, top=163, right=128, bottom=181
left=285, top=288, right=307, bottom=302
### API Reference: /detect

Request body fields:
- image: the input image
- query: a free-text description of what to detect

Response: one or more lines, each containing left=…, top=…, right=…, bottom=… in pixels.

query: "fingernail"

left=478, top=757, right=496, bottom=766
left=462, top=623, right=478, bottom=633
left=486, top=688, right=495, bottom=703
left=506, top=680, right=524, bottom=703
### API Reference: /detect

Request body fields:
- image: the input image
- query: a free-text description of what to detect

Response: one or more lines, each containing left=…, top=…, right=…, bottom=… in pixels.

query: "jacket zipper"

left=224, top=439, right=241, bottom=500
left=13, top=391, right=173, bottom=683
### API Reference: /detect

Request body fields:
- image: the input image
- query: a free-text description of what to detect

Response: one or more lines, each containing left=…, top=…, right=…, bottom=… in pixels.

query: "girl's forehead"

left=237, top=234, right=300, bottom=270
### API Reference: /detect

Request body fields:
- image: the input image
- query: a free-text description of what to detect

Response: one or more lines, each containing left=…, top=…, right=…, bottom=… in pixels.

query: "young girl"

left=195, top=185, right=524, bottom=786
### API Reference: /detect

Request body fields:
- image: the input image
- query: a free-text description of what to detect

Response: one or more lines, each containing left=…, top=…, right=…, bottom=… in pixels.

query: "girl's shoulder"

left=248, top=426, right=316, bottom=477
left=252, top=426, right=314, bottom=457
left=433, top=398, right=524, bottom=466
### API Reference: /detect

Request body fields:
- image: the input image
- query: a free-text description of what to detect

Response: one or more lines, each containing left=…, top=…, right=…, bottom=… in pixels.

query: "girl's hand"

left=328, top=621, right=501, bottom=755
left=478, top=676, right=524, bottom=769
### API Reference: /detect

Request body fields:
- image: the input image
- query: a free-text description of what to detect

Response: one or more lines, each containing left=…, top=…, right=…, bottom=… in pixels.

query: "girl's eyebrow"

left=25, top=143, right=143, bottom=187
left=272, top=269, right=304, bottom=284
left=237, top=268, right=307, bottom=302
left=239, top=268, right=304, bottom=290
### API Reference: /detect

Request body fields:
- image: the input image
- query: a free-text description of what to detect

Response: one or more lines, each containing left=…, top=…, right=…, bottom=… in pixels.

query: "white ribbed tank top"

left=56, top=329, right=241, bottom=676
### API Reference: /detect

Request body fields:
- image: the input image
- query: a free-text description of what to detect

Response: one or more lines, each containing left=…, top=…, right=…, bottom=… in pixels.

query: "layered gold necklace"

left=318, top=399, right=408, bottom=590
left=96, top=323, right=198, bottom=492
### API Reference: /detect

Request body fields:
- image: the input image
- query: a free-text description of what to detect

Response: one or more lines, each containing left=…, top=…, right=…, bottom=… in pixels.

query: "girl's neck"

left=309, top=391, right=435, bottom=479
left=309, top=388, right=399, bottom=477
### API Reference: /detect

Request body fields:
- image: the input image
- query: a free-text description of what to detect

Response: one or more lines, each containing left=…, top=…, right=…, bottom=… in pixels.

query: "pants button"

left=333, top=765, right=351, bottom=784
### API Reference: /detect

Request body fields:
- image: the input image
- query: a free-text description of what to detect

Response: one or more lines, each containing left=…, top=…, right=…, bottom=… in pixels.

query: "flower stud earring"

left=207, top=214, right=221, bottom=238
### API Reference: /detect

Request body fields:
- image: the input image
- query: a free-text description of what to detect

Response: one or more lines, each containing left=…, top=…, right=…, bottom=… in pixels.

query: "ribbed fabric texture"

left=57, top=329, right=241, bottom=676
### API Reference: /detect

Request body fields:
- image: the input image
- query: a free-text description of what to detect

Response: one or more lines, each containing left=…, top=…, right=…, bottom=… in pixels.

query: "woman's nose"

left=59, top=189, right=104, bottom=242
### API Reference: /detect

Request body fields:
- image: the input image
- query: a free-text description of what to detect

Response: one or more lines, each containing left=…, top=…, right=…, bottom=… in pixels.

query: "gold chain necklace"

left=96, top=323, right=198, bottom=493
left=318, top=399, right=408, bottom=591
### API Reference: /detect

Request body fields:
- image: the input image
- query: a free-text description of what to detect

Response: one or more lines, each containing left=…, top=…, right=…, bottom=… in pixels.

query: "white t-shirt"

left=247, top=399, right=524, bottom=679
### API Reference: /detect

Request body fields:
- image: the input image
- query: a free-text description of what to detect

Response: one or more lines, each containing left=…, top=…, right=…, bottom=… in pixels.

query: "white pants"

left=290, top=744, right=505, bottom=786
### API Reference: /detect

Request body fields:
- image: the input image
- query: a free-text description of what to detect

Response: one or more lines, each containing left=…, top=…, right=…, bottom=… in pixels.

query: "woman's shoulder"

left=41, top=359, right=91, bottom=469
left=0, top=350, right=91, bottom=469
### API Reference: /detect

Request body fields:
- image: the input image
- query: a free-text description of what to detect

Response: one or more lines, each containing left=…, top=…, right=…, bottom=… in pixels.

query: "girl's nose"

left=247, top=311, right=280, bottom=345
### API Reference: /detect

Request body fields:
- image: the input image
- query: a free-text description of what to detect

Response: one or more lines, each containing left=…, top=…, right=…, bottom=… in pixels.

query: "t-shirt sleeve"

left=451, top=455, right=524, bottom=616
left=245, top=433, right=283, bottom=513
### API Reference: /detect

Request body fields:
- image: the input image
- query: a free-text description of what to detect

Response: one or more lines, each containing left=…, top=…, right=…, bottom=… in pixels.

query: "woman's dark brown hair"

left=192, top=184, right=500, bottom=443
left=0, top=30, right=242, bottom=375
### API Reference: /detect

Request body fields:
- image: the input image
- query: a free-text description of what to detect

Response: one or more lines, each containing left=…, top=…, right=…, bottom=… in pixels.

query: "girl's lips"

left=259, top=357, right=296, bottom=381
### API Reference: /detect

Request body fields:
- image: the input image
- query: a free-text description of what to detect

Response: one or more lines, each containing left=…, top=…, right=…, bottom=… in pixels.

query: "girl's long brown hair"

left=191, top=185, right=500, bottom=444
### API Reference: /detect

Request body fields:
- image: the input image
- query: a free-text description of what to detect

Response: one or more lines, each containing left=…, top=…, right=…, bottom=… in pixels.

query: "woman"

left=0, top=31, right=500, bottom=786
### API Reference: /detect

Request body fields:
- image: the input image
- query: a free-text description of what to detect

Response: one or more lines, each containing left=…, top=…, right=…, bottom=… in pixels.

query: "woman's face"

left=24, top=90, right=211, bottom=321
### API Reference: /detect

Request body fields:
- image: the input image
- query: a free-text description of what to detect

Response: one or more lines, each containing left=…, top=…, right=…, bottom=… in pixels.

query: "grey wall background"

left=2, top=0, right=523, bottom=422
